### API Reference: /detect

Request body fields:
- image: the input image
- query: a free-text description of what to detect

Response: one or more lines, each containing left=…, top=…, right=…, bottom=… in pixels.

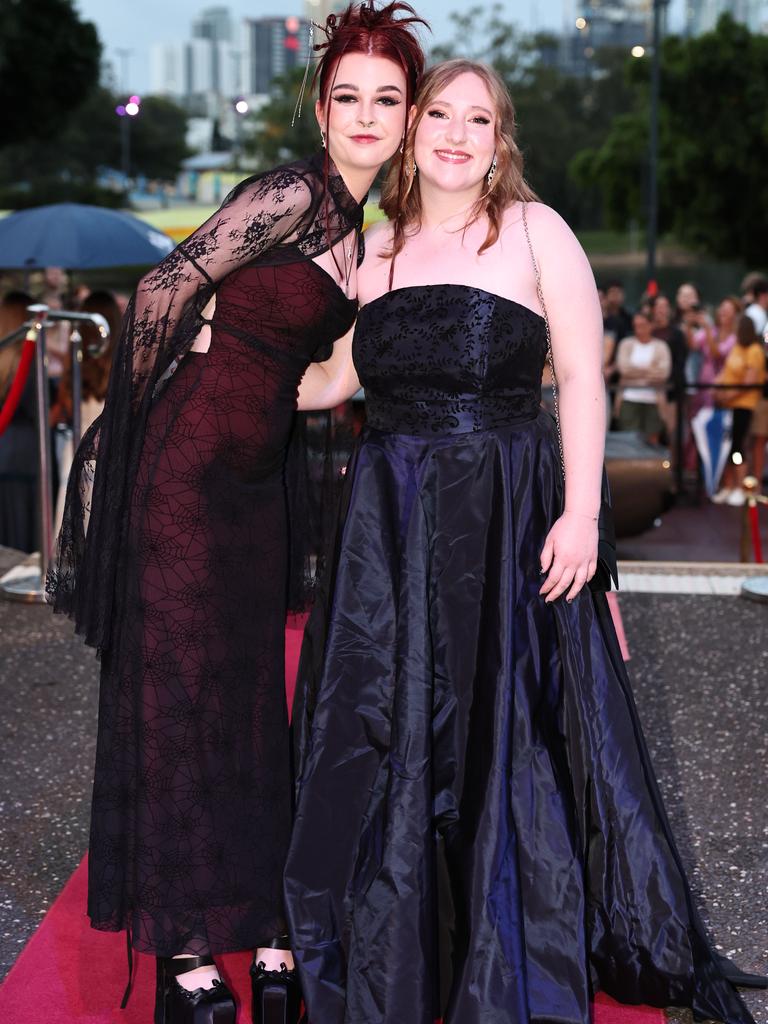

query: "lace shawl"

left=47, top=153, right=364, bottom=652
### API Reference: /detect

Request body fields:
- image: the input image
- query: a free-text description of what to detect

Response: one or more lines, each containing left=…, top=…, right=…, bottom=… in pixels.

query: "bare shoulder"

left=511, top=202, right=591, bottom=279
left=516, top=201, right=577, bottom=244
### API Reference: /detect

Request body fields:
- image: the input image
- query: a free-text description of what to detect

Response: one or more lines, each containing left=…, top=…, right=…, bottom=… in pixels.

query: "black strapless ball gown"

left=284, top=284, right=757, bottom=1024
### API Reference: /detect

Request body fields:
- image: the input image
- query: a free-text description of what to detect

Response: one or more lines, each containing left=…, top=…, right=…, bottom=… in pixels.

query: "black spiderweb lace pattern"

left=48, top=152, right=362, bottom=651
left=46, top=153, right=362, bottom=953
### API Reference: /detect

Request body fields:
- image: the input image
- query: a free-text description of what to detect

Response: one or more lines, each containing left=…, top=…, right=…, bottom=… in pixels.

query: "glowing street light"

left=575, top=16, right=587, bottom=29
left=631, top=44, right=646, bottom=57
left=116, top=95, right=141, bottom=117
left=234, top=98, right=249, bottom=115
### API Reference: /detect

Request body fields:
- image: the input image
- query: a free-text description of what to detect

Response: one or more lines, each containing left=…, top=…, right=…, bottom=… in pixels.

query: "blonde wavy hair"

left=381, top=59, right=538, bottom=267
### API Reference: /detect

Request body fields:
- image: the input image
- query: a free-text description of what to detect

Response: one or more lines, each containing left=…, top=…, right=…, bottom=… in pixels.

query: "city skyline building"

left=192, top=5, right=235, bottom=42
left=245, top=15, right=312, bottom=94
left=150, top=5, right=311, bottom=154
left=556, top=0, right=654, bottom=74
left=151, top=7, right=311, bottom=108
left=683, top=0, right=767, bottom=33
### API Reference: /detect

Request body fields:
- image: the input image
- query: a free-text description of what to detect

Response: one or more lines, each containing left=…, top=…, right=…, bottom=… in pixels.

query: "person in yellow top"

left=712, top=314, right=767, bottom=505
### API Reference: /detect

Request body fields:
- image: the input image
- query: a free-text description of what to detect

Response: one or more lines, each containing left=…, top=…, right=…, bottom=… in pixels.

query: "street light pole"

left=646, top=0, right=665, bottom=287
left=121, top=115, right=130, bottom=180
left=233, top=98, right=249, bottom=172
left=116, top=96, right=141, bottom=190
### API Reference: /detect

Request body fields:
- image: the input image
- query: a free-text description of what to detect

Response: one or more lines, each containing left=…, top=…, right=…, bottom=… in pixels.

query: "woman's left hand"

left=539, top=511, right=598, bottom=603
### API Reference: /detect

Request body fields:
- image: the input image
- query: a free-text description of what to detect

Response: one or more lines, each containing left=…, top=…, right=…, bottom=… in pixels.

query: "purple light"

left=115, top=104, right=127, bottom=116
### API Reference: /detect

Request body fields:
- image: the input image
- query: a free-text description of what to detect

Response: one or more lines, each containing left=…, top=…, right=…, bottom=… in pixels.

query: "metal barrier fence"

left=0, top=330, right=764, bottom=600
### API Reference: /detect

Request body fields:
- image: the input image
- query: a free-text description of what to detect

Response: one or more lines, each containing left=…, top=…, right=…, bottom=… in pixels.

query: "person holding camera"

left=687, top=295, right=740, bottom=412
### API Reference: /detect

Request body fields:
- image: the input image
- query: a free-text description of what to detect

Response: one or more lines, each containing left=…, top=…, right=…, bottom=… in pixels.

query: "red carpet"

left=607, top=591, right=631, bottom=661
left=1, top=606, right=660, bottom=1023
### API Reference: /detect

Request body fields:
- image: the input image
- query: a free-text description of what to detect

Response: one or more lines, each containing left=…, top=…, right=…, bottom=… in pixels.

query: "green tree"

left=245, top=67, right=322, bottom=169
left=129, top=96, right=191, bottom=181
left=0, top=87, right=190, bottom=207
left=0, top=0, right=101, bottom=146
left=573, top=15, right=768, bottom=262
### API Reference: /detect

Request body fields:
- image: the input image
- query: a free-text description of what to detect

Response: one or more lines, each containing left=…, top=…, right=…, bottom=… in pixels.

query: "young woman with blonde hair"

left=286, top=59, right=761, bottom=1024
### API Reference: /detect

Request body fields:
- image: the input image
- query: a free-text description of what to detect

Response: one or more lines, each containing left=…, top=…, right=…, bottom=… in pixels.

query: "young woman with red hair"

left=47, top=5, right=426, bottom=1023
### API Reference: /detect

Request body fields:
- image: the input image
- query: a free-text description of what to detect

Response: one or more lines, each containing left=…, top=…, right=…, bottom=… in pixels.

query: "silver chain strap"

left=521, top=202, right=565, bottom=471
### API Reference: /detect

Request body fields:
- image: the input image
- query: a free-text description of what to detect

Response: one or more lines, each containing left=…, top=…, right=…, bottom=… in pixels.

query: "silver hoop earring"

left=487, top=153, right=497, bottom=187
left=399, top=137, right=405, bottom=154
left=320, top=128, right=326, bottom=149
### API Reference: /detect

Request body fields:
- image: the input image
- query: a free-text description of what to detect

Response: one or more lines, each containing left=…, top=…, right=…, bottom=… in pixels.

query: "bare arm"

left=297, top=220, right=395, bottom=412
left=526, top=202, right=604, bottom=601
left=296, top=325, right=361, bottom=411
left=533, top=204, right=604, bottom=513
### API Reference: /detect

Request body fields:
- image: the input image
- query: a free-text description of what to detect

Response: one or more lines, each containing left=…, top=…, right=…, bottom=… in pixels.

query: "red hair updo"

left=313, top=1, right=428, bottom=113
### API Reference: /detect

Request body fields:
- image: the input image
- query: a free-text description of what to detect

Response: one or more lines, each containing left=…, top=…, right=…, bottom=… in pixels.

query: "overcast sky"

left=74, top=0, right=570, bottom=93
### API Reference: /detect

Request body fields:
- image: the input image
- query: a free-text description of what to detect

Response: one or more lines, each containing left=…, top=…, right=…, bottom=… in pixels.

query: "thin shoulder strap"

left=521, top=202, right=564, bottom=469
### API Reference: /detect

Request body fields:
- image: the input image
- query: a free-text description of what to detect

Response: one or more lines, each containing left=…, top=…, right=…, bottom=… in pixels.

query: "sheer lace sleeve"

left=131, top=169, right=312, bottom=407
left=47, top=166, right=313, bottom=652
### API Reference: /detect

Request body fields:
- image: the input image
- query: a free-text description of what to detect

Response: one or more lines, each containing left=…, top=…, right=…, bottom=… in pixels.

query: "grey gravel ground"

left=0, top=545, right=98, bottom=980
left=619, top=594, right=767, bottom=1024
left=0, top=546, right=766, bottom=1023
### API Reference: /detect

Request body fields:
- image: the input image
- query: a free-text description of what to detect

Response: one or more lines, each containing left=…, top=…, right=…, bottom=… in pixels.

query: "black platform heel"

left=155, top=955, right=236, bottom=1024
left=250, top=936, right=303, bottom=1024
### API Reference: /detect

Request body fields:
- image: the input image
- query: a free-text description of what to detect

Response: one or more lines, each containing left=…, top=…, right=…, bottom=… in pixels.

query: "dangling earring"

left=487, top=153, right=497, bottom=188
left=320, top=128, right=326, bottom=149
left=406, top=159, right=417, bottom=176
left=399, top=137, right=405, bottom=154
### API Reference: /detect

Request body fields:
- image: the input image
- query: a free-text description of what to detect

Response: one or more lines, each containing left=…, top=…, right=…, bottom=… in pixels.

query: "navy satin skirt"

left=284, top=412, right=755, bottom=1024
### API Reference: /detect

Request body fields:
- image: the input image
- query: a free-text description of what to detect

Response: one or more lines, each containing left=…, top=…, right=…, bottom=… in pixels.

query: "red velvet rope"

left=0, top=336, right=36, bottom=437
left=747, top=501, right=764, bottom=564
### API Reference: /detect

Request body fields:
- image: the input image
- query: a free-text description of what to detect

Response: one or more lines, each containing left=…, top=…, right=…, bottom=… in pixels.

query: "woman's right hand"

left=539, top=510, right=598, bottom=603
left=296, top=326, right=360, bottom=411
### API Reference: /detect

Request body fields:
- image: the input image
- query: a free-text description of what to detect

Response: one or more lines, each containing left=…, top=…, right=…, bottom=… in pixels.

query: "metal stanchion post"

left=1, top=306, right=52, bottom=601
left=34, top=314, right=54, bottom=584
left=71, top=327, right=83, bottom=448
left=740, top=476, right=768, bottom=603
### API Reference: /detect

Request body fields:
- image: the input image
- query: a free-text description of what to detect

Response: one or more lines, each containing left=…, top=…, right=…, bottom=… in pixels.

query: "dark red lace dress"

left=47, top=153, right=363, bottom=955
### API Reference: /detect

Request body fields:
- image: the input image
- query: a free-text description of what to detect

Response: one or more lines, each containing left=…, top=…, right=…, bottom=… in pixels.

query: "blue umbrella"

left=0, top=203, right=174, bottom=269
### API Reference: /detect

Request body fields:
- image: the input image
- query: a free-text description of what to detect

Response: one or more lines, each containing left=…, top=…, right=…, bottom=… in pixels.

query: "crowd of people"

left=599, top=275, right=768, bottom=504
